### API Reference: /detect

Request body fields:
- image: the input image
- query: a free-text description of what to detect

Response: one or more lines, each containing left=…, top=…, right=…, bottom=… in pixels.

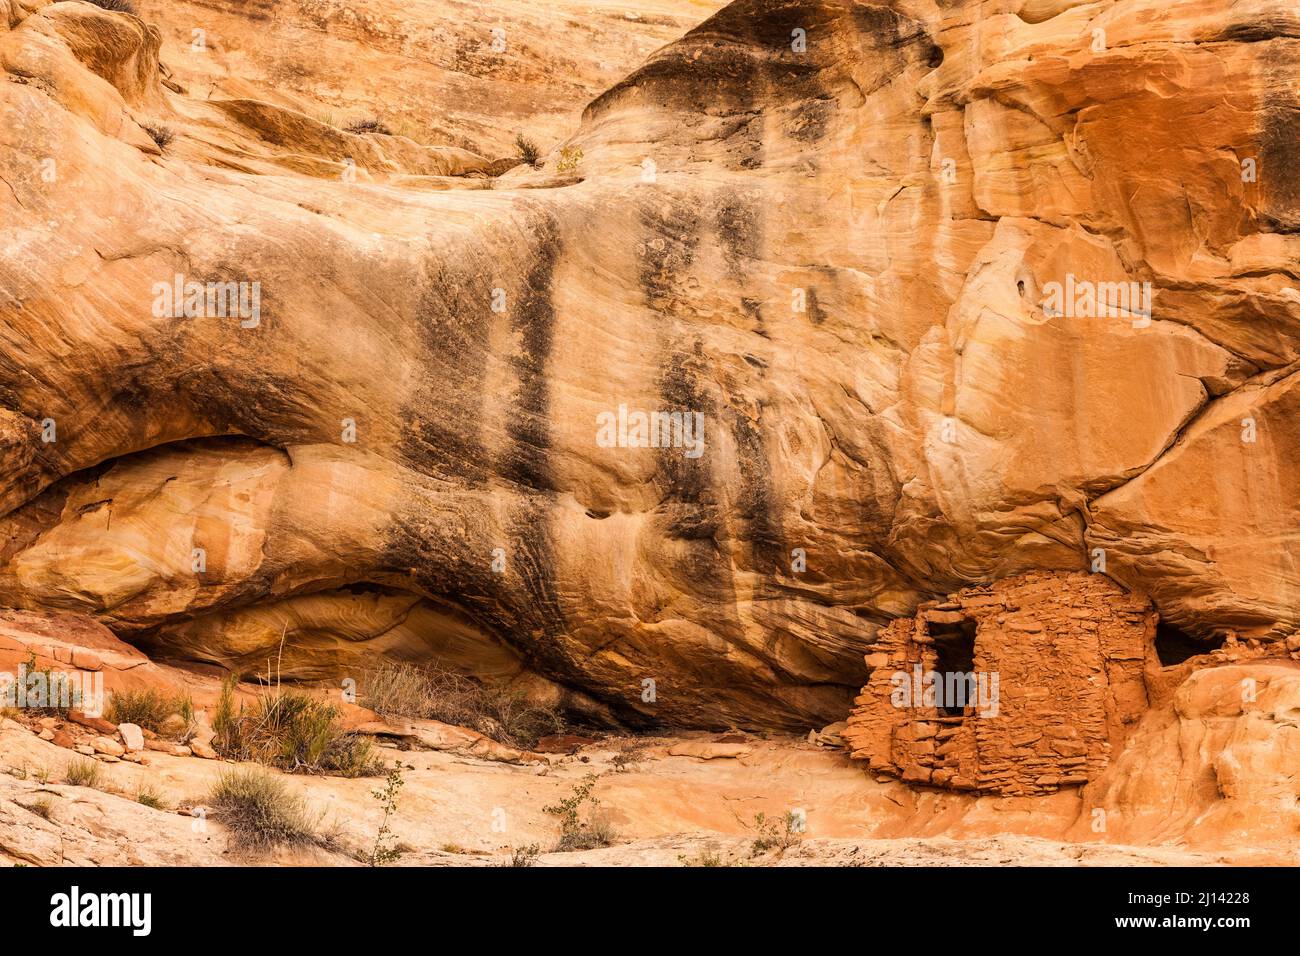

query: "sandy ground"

left=0, top=714, right=1284, bottom=867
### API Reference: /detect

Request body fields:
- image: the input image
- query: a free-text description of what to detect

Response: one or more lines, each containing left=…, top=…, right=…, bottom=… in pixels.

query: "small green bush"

left=106, top=689, right=193, bottom=737
left=367, top=768, right=404, bottom=866
left=543, top=773, right=618, bottom=852
left=500, top=844, right=540, bottom=867
left=135, top=779, right=167, bottom=810
left=749, top=810, right=804, bottom=856
left=214, top=685, right=378, bottom=777
left=515, top=133, right=541, bottom=167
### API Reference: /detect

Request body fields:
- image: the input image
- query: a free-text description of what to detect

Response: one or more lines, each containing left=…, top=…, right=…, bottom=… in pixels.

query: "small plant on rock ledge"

left=107, top=688, right=193, bottom=738
left=610, top=740, right=648, bottom=773
left=65, top=758, right=101, bottom=790
left=543, top=772, right=618, bottom=852
left=747, top=810, right=804, bottom=857
left=499, top=843, right=540, bottom=867
left=135, top=778, right=168, bottom=810
left=29, top=796, right=54, bottom=821
left=679, top=846, right=725, bottom=867
left=556, top=145, right=583, bottom=173
left=19, top=652, right=81, bottom=715
left=515, top=133, right=541, bottom=168
left=345, top=117, right=393, bottom=136
left=367, top=767, right=405, bottom=867
left=141, top=122, right=174, bottom=151
left=360, top=660, right=563, bottom=750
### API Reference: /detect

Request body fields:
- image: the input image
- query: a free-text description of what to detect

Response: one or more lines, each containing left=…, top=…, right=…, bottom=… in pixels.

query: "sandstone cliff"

left=1, top=0, right=1298, bottom=739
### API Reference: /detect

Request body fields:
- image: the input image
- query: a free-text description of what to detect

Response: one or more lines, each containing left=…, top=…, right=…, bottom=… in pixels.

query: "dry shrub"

left=87, top=0, right=137, bottom=13
left=748, top=811, right=804, bottom=856
left=135, top=778, right=168, bottom=810
left=106, top=688, right=193, bottom=737
left=611, top=740, right=649, bottom=772
left=17, top=652, right=81, bottom=715
left=499, top=844, right=540, bottom=867
left=207, top=766, right=321, bottom=855
left=65, top=758, right=101, bottom=789
left=514, top=133, right=541, bottom=167
left=141, top=122, right=174, bottom=149
left=360, top=660, right=563, bottom=749
left=214, top=680, right=378, bottom=777
left=344, top=117, right=392, bottom=135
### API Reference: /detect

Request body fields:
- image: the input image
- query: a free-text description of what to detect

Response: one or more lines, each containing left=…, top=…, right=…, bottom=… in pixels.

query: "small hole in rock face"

left=927, top=46, right=945, bottom=69
left=1155, top=621, right=1225, bottom=666
left=1017, top=280, right=1026, bottom=295
left=585, top=508, right=610, bottom=520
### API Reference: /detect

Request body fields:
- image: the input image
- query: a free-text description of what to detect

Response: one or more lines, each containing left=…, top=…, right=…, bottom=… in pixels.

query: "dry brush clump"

left=87, top=0, right=138, bottom=13
left=360, top=660, right=564, bottom=749
left=679, top=846, right=725, bottom=867
left=499, top=844, right=540, bottom=867
left=213, top=676, right=378, bottom=777
left=747, top=811, right=804, bottom=857
left=514, top=133, right=541, bottom=167
left=610, top=740, right=649, bottom=772
left=64, top=758, right=101, bottom=789
left=106, top=688, right=194, bottom=739
left=344, top=117, right=393, bottom=135
left=206, top=765, right=323, bottom=855
left=135, top=778, right=168, bottom=810
left=141, top=122, right=174, bottom=150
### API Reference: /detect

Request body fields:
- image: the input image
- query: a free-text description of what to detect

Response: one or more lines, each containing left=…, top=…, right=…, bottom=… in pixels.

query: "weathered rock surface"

left=1, top=0, right=1298, bottom=736
left=116, top=721, right=143, bottom=751
left=132, top=0, right=726, bottom=160
left=1070, top=662, right=1300, bottom=848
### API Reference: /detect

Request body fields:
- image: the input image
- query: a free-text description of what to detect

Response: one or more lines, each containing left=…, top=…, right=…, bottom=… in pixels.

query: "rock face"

left=132, top=0, right=727, bottom=159
left=1072, top=662, right=1300, bottom=848
left=843, top=571, right=1154, bottom=794
left=1, top=0, right=1299, bottom=732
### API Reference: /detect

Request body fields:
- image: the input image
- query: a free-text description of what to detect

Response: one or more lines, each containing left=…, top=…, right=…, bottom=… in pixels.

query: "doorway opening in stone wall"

left=1154, top=619, right=1225, bottom=665
left=929, top=617, right=978, bottom=717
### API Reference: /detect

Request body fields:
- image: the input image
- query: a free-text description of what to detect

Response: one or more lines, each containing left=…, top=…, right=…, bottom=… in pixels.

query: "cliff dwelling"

left=4, top=0, right=1300, bottom=883
left=843, top=572, right=1156, bottom=796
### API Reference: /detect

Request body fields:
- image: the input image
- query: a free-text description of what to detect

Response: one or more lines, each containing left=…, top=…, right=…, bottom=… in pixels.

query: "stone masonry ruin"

left=842, top=572, right=1156, bottom=795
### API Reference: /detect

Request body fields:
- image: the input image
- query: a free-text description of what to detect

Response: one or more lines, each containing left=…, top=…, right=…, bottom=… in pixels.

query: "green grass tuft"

left=215, top=685, right=378, bottom=777
left=65, top=758, right=101, bottom=789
